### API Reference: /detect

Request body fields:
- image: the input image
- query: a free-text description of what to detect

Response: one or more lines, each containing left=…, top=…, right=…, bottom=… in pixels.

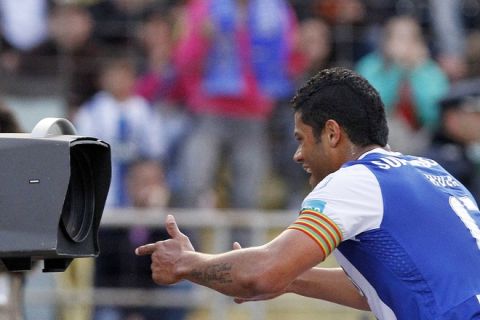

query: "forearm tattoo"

left=190, top=263, right=233, bottom=284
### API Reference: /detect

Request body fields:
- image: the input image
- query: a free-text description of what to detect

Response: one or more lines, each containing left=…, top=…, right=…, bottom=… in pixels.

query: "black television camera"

left=0, top=118, right=111, bottom=272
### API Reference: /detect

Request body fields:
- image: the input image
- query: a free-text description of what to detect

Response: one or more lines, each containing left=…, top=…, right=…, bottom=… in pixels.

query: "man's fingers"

left=165, top=214, right=183, bottom=239
left=232, top=242, right=242, bottom=250
left=135, top=243, right=156, bottom=256
left=135, top=215, right=186, bottom=256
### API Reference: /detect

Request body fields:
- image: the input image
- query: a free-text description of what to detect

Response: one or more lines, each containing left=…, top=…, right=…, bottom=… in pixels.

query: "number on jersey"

left=450, top=196, right=480, bottom=250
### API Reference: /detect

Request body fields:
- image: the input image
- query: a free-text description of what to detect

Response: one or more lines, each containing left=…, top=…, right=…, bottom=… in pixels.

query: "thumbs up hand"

left=135, top=215, right=194, bottom=285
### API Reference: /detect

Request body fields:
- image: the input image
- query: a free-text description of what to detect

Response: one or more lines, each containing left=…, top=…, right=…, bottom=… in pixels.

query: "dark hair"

left=291, top=67, right=388, bottom=147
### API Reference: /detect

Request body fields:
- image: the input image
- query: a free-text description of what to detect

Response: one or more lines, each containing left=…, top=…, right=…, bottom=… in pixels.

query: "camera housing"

left=0, top=118, right=111, bottom=272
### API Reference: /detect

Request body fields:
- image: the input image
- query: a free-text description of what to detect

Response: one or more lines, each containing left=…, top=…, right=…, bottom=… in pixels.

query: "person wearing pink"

left=174, top=0, right=300, bottom=211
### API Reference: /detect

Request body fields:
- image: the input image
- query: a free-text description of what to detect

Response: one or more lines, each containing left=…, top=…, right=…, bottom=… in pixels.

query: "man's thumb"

left=165, top=215, right=182, bottom=238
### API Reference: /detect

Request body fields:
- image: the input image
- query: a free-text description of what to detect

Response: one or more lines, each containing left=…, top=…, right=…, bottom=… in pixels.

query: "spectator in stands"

left=174, top=0, right=297, bottom=213
left=134, top=8, right=189, bottom=199
left=308, top=0, right=468, bottom=75
left=355, top=0, right=469, bottom=82
left=95, top=159, right=189, bottom=320
left=297, top=17, right=333, bottom=79
left=126, top=160, right=170, bottom=209
left=424, top=78, right=480, bottom=200
left=74, top=56, right=165, bottom=208
left=356, top=15, right=449, bottom=155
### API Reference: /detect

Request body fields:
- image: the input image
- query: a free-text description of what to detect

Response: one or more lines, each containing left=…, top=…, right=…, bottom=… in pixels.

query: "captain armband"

left=288, top=209, right=343, bottom=257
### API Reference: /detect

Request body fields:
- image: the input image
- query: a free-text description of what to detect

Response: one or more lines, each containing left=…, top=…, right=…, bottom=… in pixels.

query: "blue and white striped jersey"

left=74, top=92, right=166, bottom=207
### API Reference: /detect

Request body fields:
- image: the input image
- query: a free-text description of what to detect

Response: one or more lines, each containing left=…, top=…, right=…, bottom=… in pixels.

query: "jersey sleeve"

left=288, top=164, right=383, bottom=256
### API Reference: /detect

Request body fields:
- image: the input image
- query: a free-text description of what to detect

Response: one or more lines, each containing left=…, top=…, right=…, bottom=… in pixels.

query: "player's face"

left=293, top=112, right=334, bottom=187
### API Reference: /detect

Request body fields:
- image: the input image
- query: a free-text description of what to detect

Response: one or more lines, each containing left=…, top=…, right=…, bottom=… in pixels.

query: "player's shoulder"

left=308, top=161, right=380, bottom=204
left=304, top=154, right=386, bottom=239
left=335, top=164, right=370, bottom=183
left=317, top=155, right=383, bottom=189
left=307, top=148, right=404, bottom=202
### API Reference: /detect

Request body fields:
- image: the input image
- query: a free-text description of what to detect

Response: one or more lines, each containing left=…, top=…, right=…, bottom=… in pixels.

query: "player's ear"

left=324, top=119, right=341, bottom=147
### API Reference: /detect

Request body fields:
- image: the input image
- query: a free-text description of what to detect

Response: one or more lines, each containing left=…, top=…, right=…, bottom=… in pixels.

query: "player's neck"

left=349, top=144, right=383, bottom=161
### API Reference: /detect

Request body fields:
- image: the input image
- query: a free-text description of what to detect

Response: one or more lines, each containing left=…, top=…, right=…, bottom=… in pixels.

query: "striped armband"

left=287, top=209, right=343, bottom=257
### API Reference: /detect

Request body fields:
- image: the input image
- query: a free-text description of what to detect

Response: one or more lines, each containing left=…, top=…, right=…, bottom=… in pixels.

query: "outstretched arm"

left=136, top=215, right=323, bottom=298
left=135, top=215, right=369, bottom=311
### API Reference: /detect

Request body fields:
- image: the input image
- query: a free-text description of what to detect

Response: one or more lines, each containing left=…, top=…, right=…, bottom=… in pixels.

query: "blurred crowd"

left=1, top=0, right=480, bottom=319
